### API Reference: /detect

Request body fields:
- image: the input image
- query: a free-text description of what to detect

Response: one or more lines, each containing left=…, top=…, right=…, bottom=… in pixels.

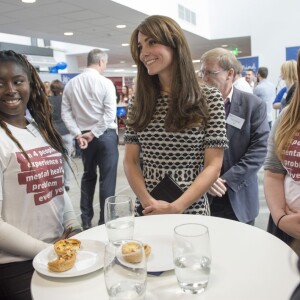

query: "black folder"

left=137, top=174, right=184, bottom=215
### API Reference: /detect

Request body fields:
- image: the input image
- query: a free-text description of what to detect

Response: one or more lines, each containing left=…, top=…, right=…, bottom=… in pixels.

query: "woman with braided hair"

left=0, top=50, right=81, bottom=300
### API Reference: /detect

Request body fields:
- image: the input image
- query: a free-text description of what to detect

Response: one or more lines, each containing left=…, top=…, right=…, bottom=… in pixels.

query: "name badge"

left=226, top=113, right=245, bottom=129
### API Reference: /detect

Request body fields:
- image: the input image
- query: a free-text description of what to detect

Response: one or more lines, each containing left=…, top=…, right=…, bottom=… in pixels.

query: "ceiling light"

left=121, top=43, right=129, bottom=47
left=132, top=65, right=137, bottom=68
left=64, top=32, right=74, bottom=36
left=22, top=0, right=36, bottom=3
left=221, top=44, right=228, bottom=48
left=114, top=69, right=125, bottom=72
left=192, top=59, right=200, bottom=63
left=120, top=60, right=125, bottom=63
left=116, top=25, right=126, bottom=29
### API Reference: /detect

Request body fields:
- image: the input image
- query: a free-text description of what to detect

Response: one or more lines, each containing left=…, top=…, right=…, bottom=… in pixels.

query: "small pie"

left=121, top=242, right=151, bottom=263
left=48, top=252, right=77, bottom=272
left=54, top=238, right=81, bottom=256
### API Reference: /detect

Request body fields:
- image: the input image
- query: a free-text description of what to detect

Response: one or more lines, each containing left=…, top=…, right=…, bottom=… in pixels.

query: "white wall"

left=114, top=0, right=300, bottom=84
left=207, top=0, right=300, bottom=84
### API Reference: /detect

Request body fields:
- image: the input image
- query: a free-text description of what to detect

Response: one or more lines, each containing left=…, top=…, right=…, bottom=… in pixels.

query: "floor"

left=67, top=145, right=269, bottom=231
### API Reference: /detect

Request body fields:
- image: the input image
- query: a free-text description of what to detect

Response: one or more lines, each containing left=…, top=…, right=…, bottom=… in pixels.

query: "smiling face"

left=138, top=32, right=174, bottom=82
left=0, top=61, right=30, bottom=126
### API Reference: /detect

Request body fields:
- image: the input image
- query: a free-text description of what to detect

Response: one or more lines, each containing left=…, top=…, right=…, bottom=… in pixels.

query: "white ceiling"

left=0, top=0, right=251, bottom=74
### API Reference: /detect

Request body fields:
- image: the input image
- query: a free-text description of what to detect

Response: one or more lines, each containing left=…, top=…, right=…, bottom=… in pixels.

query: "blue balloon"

left=56, top=62, right=67, bottom=70
left=117, top=107, right=127, bottom=117
left=49, top=66, right=58, bottom=73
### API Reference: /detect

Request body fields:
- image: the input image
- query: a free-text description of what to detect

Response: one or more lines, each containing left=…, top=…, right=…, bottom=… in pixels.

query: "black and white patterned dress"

left=124, top=85, right=228, bottom=215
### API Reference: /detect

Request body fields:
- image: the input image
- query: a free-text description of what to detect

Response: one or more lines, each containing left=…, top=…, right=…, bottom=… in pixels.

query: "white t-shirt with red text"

left=282, top=131, right=300, bottom=211
left=0, top=122, right=78, bottom=263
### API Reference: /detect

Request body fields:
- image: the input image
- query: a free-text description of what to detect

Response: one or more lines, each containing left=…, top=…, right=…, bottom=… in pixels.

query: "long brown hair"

left=275, top=52, right=300, bottom=159
left=128, top=15, right=209, bottom=132
left=0, top=50, right=69, bottom=164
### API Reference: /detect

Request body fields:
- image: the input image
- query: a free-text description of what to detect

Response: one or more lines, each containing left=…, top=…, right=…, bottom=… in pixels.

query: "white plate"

left=135, top=234, right=174, bottom=272
left=33, top=239, right=105, bottom=278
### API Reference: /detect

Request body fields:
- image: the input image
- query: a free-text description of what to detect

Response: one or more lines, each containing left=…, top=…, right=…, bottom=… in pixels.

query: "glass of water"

left=173, top=223, right=211, bottom=294
left=104, top=195, right=135, bottom=244
left=104, top=240, right=147, bottom=300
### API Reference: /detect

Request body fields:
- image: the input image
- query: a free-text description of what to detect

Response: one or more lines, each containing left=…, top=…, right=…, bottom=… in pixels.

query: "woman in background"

left=276, top=60, right=298, bottom=110
left=0, top=50, right=81, bottom=300
left=124, top=15, right=227, bottom=216
left=264, top=51, right=300, bottom=246
left=49, top=79, right=73, bottom=191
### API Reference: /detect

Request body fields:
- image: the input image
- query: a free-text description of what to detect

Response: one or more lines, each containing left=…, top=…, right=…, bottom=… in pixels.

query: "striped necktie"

left=224, top=100, right=231, bottom=118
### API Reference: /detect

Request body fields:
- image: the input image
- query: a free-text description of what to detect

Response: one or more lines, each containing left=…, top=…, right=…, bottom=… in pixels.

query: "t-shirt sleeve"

left=202, top=86, right=228, bottom=149
left=264, top=109, right=286, bottom=174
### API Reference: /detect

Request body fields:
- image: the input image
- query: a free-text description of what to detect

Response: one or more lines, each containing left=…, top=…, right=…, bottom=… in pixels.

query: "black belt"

left=81, top=128, right=116, bottom=134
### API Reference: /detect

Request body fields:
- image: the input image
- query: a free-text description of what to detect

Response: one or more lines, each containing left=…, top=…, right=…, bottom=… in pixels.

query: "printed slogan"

left=282, top=132, right=300, bottom=181
left=16, top=146, right=64, bottom=205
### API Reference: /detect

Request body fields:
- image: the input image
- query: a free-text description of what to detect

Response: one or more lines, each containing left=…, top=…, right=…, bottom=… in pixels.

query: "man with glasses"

left=200, top=48, right=269, bottom=225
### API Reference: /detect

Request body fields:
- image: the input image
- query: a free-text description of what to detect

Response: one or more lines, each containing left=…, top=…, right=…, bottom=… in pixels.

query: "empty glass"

left=173, top=223, right=211, bottom=294
left=104, top=240, right=147, bottom=300
left=104, top=195, right=135, bottom=245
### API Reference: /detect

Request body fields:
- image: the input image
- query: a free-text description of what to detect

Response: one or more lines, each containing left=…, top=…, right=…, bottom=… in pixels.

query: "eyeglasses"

left=198, top=69, right=223, bottom=78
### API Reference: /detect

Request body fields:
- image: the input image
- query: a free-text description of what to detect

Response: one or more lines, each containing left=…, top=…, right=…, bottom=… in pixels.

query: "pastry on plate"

left=122, top=242, right=151, bottom=263
left=143, top=243, right=151, bottom=258
left=48, top=252, right=77, bottom=272
left=54, top=238, right=81, bottom=256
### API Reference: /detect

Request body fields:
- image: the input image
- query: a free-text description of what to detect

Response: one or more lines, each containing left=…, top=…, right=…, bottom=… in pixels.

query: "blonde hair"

left=275, top=54, right=300, bottom=159
left=280, top=60, right=297, bottom=88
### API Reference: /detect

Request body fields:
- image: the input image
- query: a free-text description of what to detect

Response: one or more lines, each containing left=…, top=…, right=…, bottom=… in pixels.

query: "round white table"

left=31, top=215, right=300, bottom=300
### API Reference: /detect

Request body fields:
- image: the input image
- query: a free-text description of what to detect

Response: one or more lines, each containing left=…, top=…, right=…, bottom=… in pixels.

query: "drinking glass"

left=173, top=223, right=211, bottom=294
left=104, top=240, right=147, bottom=300
left=104, top=195, right=135, bottom=244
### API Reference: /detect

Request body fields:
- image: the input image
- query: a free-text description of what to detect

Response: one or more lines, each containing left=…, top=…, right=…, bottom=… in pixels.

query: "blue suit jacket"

left=217, top=87, right=269, bottom=223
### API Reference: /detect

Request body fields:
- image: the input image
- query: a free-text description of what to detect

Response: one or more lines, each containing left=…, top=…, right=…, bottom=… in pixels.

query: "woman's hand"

left=142, top=200, right=180, bottom=215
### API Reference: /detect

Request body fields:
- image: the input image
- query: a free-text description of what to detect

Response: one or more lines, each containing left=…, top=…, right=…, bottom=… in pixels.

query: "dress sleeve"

left=202, top=86, right=228, bottom=149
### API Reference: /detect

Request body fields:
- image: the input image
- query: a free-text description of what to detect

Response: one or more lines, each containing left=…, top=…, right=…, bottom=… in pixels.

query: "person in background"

left=62, top=49, right=118, bottom=229
left=43, top=81, right=51, bottom=97
left=233, top=61, right=253, bottom=94
left=49, top=79, right=73, bottom=191
left=120, top=85, right=130, bottom=104
left=273, top=86, right=287, bottom=110
left=200, top=48, right=269, bottom=225
left=245, top=68, right=256, bottom=90
left=280, top=60, right=298, bottom=110
left=264, top=51, right=300, bottom=247
left=124, top=15, right=227, bottom=216
left=254, top=67, right=276, bottom=128
left=0, top=50, right=81, bottom=300
left=114, top=84, right=120, bottom=104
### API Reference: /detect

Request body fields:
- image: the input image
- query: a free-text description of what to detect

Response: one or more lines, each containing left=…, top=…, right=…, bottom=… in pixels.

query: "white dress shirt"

left=62, top=68, right=117, bottom=138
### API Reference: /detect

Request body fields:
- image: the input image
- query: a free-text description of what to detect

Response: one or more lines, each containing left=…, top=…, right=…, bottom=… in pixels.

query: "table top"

left=31, top=215, right=300, bottom=300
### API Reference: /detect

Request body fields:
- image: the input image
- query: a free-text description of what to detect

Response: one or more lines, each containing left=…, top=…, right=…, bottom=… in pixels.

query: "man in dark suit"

left=200, top=48, right=270, bottom=224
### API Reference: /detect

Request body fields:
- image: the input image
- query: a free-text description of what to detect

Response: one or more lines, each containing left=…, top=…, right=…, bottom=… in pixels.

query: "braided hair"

left=0, top=50, right=69, bottom=164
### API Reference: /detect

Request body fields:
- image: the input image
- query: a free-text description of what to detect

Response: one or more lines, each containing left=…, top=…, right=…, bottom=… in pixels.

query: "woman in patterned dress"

left=124, top=15, right=228, bottom=216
